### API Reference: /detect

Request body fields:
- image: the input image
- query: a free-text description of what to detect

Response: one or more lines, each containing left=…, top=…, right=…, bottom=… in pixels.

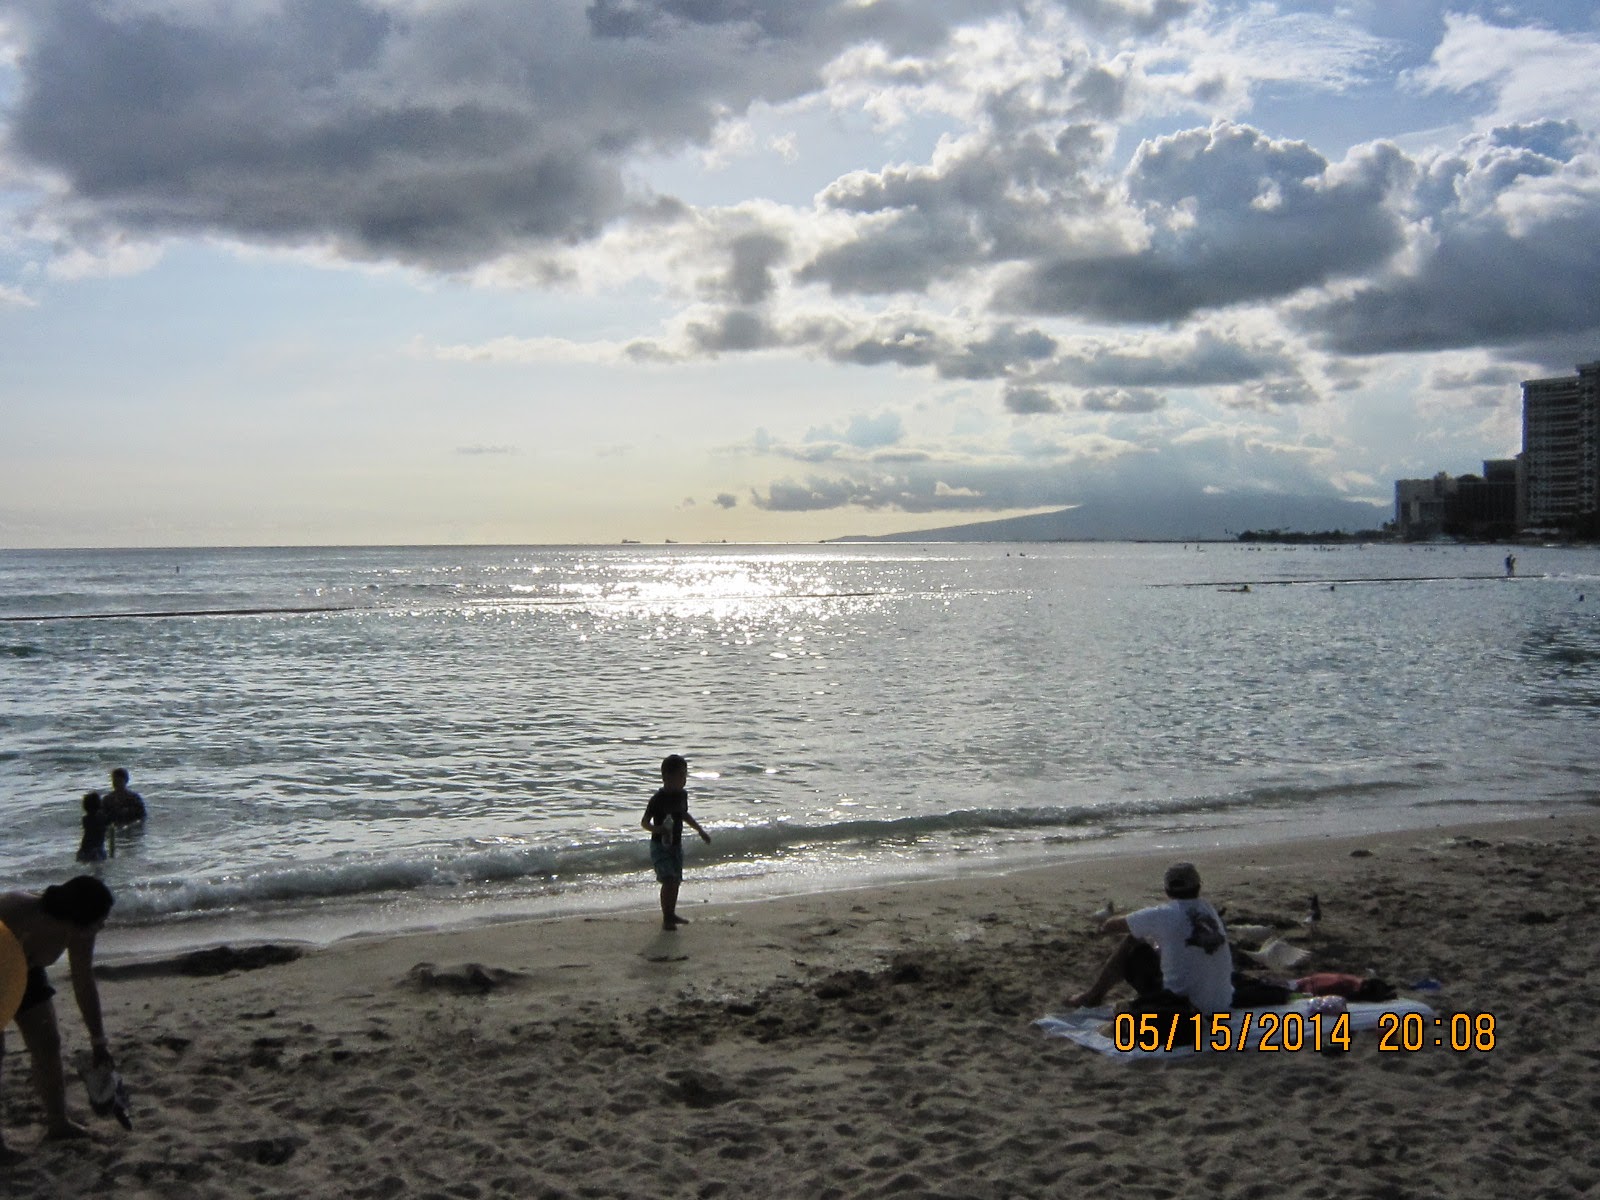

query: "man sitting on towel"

left=1068, top=862, right=1233, bottom=1018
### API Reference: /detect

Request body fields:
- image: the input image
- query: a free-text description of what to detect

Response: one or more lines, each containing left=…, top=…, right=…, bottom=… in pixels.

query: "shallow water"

left=3, top=541, right=1596, bottom=949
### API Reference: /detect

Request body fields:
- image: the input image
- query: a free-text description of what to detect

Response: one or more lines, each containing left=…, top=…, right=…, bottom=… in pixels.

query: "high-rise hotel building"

left=1520, top=361, right=1600, bottom=535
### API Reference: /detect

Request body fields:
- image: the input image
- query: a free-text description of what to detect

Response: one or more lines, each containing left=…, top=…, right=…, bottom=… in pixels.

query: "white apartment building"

left=1520, top=361, right=1600, bottom=533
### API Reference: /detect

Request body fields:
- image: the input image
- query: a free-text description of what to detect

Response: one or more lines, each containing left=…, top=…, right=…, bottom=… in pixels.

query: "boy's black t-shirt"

left=645, top=787, right=688, bottom=848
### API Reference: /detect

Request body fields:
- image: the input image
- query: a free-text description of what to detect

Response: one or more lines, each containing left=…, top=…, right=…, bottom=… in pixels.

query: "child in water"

left=640, top=754, right=711, bottom=931
left=75, top=793, right=112, bottom=863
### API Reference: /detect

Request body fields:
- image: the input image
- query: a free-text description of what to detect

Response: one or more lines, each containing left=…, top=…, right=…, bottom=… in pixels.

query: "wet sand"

left=4, top=810, right=1598, bottom=1199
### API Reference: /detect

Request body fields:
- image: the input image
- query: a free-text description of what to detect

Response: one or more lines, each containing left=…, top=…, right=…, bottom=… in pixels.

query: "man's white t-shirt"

left=1125, top=897, right=1233, bottom=1013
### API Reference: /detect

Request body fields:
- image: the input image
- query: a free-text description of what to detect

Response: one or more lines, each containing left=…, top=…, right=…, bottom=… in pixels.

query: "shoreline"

left=93, top=796, right=1567, bottom=964
left=5, top=807, right=1596, bottom=1196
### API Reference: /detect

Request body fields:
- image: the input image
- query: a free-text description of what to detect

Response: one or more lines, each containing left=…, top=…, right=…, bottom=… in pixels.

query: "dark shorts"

left=1121, top=941, right=1201, bottom=1021
left=650, top=839, right=684, bottom=883
left=1122, top=940, right=1164, bottom=995
left=18, top=966, right=54, bottom=1016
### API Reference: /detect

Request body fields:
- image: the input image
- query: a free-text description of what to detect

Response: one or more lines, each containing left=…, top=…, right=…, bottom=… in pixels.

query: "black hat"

left=1164, top=862, right=1202, bottom=898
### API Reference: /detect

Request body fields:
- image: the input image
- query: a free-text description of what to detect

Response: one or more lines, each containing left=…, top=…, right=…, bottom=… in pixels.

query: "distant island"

left=832, top=492, right=1391, bottom=543
left=1234, top=528, right=1391, bottom=544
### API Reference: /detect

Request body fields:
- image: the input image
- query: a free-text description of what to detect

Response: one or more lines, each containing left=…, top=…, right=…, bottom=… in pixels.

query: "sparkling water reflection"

left=2, top=541, right=1597, bottom=938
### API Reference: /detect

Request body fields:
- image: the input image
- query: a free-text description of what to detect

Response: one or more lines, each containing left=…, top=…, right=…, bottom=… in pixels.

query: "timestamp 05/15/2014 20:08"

left=1112, top=1010, right=1498, bottom=1054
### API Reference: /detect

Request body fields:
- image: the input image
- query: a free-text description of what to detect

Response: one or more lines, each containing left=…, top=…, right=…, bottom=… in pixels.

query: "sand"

left=3, top=811, right=1598, bottom=1199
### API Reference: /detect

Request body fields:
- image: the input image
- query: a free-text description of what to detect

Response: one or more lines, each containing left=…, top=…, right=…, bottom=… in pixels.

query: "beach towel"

left=1034, top=997, right=1437, bottom=1060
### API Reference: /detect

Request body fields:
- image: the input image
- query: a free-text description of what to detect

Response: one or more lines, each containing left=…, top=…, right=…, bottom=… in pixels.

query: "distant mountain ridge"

left=833, top=492, right=1390, bottom=542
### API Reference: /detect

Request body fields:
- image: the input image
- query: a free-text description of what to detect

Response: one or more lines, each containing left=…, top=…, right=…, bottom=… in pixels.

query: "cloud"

left=805, top=411, right=905, bottom=450
left=1301, top=122, right=1600, bottom=356
left=755, top=475, right=878, bottom=512
left=715, top=231, right=789, bottom=304
left=746, top=422, right=1361, bottom=517
left=1221, top=378, right=1321, bottom=410
left=0, top=0, right=1009, bottom=269
left=687, top=308, right=781, bottom=353
left=1049, top=328, right=1293, bottom=387
left=1079, top=387, right=1164, bottom=413
left=1427, top=362, right=1526, bottom=392
left=455, top=444, right=517, bottom=456
left=995, top=123, right=1411, bottom=322
left=1065, top=0, right=1199, bottom=37
left=1407, top=13, right=1600, bottom=129
left=712, top=492, right=738, bottom=509
left=429, top=334, right=641, bottom=364
left=1003, top=384, right=1059, bottom=414
left=797, top=122, right=1117, bottom=296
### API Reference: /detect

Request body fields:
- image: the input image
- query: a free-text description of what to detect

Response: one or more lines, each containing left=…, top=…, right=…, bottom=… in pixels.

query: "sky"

left=2, top=0, right=1598, bottom=547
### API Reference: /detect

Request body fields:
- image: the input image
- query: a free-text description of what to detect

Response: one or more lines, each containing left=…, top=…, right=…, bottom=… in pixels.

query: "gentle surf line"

left=1151, top=573, right=1532, bottom=588
left=0, top=604, right=353, bottom=622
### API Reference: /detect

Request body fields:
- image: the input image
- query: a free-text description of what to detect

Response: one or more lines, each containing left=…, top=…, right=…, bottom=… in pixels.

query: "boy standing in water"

left=641, top=754, right=710, bottom=931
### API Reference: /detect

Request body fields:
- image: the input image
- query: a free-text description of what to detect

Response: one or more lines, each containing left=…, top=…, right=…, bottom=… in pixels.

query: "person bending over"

left=0, top=876, right=117, bottom=1162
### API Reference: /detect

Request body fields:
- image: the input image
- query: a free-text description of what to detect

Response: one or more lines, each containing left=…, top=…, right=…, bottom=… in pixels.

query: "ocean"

left=2, top=541, right=1597, bottom=955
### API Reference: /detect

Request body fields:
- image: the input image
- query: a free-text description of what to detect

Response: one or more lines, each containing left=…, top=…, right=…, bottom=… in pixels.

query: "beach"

left=4, top=809, right=1596, bottom=1199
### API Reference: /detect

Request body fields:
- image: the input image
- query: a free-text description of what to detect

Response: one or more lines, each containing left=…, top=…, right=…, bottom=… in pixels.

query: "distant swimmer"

left=102, top=769, right=145, bottom=825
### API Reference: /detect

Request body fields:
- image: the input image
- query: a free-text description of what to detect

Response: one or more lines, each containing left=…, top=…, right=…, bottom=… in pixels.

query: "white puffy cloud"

left=1407, top=12, right=1600, bottom=129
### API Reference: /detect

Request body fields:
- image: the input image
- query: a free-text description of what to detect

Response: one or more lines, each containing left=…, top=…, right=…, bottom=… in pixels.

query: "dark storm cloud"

left=1300, top=123, right=1600, bottom=356
left=715, top=232, right=790, bottom=305
left=770, top=314, right=1058, bottom=380
left=1066, top=0, right=1199, bottom=36
left=1, top=0, right=1007, bottom=267
left=934, top=325, right=1060, bottom=380
left=996, top=123, right=1412, bottom=322
left=1079, top=387, right=1165, bottom=412
left=1428, top=363, right=1526, bottom=392
left=585, top=0, right=996, bottom=48
left=755, top=476, right=878, bottom=511
left=1052, top=331, right=1293, bottom=387
left=687, top=308, right=780, bottom=353
left=684, top=298, right=1291, bottom=399
left=1222, top=377, right=1322, bottom=409
left=816, top=320, right=946, bottom=369
left=1004, top=385, right=1061, bottom=414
